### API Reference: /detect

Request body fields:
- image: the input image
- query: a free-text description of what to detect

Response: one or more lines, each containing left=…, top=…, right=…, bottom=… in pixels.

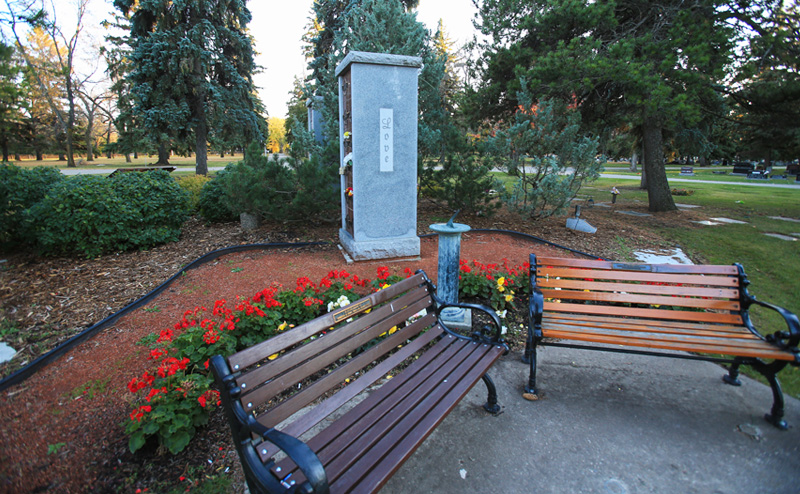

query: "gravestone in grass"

left=336, top=51, right=422, bottom=260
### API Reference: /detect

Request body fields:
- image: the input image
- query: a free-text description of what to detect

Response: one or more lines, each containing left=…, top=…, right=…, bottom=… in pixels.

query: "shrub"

left=0, top=164, right=64, bottom=249
left=197, top=165, right=238, bottom=223
left=219, top=142, right=339, bottom=224
left=176, top=174, right=211, bottom=210
left=671, top=188, right=694, bottom=196
left=421, top=153, right=501, bottom=216
left=28, top=170, right=190, bottom=257
left=484, top=83, right=603, bottom=218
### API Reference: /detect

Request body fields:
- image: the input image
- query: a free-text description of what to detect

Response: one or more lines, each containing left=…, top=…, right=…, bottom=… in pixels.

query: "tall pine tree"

left=113, top=0, right=265, bottom=174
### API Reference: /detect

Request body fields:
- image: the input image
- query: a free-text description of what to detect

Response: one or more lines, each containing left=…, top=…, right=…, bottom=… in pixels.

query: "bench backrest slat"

left=536, top=257, right=739, bottom=275
left=540, top=267, right=738, bottom=287
left=539, top=278, right=739, bottom=299
left=539, top=289, right=740, bottom=311
left=229, top=273, right=427, bottom=371
left=235, top=285, right=431, bottom=393
left=238, top=293, right=434, bottom=412
left=534, top=257, right=744, bottom=326
left=254, top=312, right=440, bottom=428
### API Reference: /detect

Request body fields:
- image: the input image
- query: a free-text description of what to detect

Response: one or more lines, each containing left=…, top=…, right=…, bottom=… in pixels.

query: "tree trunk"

left=630, top=151, right=638, bottom=172
left=133, top=151, right=138, bottom=159
left=1, top=141, right=8, bottom=162
left=156, top=142, right=170, bottom=166
left=36, top=149, right=43, bottom=161
left=195, top=117, right=208, bottom=175
left=642, top=115, right=676, bottom=212
left=58, top=153, right=66, bottom=161
left=125, top=153, right=132, bottom=163
left=14, top=152, right=21, bottom=161
left=85, top=118, right=94, bottom=161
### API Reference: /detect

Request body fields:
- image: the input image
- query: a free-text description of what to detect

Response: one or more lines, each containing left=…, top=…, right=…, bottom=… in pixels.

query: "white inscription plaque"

left=380, top=108, right=393, bottom=172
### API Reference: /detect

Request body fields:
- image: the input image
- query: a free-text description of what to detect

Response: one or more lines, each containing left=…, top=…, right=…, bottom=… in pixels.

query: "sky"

left=16, top=0, right=480, bottom=118
left=249, top=0, right=480, bottom=118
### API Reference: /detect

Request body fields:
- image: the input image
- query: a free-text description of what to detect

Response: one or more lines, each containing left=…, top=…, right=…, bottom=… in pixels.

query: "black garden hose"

left=0, top=229, right=603, bottom=391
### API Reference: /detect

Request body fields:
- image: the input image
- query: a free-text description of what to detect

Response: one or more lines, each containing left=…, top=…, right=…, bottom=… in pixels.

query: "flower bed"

left=125, top=261, right=531, bottom=455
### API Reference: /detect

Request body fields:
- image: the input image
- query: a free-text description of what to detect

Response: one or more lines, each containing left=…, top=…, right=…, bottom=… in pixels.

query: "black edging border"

left=0, top=230, right=604, bottom=392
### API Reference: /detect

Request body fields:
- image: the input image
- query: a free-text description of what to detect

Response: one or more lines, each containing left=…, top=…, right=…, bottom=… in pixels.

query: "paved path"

left=59, top=166, right=226, bottom=176
left=381, top=347, right=800, bottom=494
left=602, top=173, right=800, bottom=189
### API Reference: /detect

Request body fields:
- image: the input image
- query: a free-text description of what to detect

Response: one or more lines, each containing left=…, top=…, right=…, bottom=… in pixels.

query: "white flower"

left=337, top=295, right=350, bottom=306
left=496, top=310, right=507, bottom=319
left=327, top=302, right=336, bottom=312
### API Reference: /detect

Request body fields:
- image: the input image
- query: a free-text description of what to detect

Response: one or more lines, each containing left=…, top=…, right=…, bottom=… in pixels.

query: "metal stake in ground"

left=430, top=210, right=471, bottom=329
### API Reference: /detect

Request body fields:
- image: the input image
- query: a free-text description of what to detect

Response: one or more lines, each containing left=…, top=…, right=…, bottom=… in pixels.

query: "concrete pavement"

left=380, top=346, right=800, bottom=494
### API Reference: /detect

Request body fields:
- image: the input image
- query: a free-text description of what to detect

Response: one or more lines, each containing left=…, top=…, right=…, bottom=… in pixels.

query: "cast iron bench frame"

left=523, top=254, right=800, bottom=429
left=211, top=271, right=508, bottom=494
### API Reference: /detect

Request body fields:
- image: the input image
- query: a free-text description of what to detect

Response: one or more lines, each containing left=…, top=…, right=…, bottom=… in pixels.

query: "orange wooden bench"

left=211, top=271, right=508, bottom=494
left=524, top=255, right=799, bottom=429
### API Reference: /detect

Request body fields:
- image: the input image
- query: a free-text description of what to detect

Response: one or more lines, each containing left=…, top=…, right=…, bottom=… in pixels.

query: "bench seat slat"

left=229, top=274, right=427, bottom=370
left=275, top=321, right=446, bottom=442
left=545, top=312, right=746, bottom=334
left=540, top=288, right=740, bottom=311
left=543, top=328, right=795, bottom=361
left=545, top=302, right=744, bottom=325
left=540, top=267, right=738, bottom=287
left=340, top=343, right=504, bottom=493
left=536, top=257, right=739, bottom=275
left=275, top=338, right=504, bottom=492
left=538, top=278, right=739, bottom=299
left=254, top=310, right=438, bottom=428
left=543, top=318, right=759, bottom=339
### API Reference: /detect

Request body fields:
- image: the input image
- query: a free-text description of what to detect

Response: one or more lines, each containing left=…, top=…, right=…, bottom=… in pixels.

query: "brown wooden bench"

left=523, top=255, right=800, bottom=429
left=211, top=271, right=508, bottom=494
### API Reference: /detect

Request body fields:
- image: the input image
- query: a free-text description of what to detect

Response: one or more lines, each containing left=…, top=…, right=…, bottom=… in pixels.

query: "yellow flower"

left=388, top=326, right=398, bottom=335
left=278, top=321, right=288, bottom=331
left=268, top=353, right=279, bottom=360
left=497, top=277, right=506, bottom=286
left=497, top=285, right=505, bottom=293
left=505, top=294, right=514, bottom=303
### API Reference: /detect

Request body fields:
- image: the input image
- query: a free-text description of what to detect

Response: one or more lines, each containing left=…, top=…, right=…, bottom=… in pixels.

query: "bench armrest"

left=529, top=287, right=544, bottom=339
left=248, top=420, right=329, bottom=494
left=746, top=298, right=800, bottom=356
left=437, top=301, right=509, bottom=351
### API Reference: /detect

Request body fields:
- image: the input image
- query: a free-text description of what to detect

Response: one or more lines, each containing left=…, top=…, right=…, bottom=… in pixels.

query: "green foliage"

left=0, top=164, right=64, bottom=249
left=28, top=171, right=190, bottom=257
left=114, top=0, right=265, bottom=173
left=458, top=259, right=530, bottom=315
left=196, top=165, right=238, bottom=223
left=221, top=143, right=338, bottom=223
left=422, top=153, right=502, bottom=216
left=486, top=93, right=603, bottom=218
left=176, top=174, right=210, bottom=211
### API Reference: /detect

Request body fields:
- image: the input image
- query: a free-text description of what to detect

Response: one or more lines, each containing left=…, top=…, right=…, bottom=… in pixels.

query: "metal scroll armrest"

left=529, top=287, right=544, bottom=340
left=248, top=420, right=329, bottom=494
left=746, top=298, right=800, bottom=358
left=436, top=300, right=509, bottom=351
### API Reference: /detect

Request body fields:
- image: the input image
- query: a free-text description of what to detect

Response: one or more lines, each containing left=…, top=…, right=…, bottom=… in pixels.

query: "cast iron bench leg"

left=481, top=373, right=501, bottom=414
left=723, top=359, right=743, bottom=386
left=751, top=359, right=790, bottom=430
left=523, top=338, right=538, bottom=398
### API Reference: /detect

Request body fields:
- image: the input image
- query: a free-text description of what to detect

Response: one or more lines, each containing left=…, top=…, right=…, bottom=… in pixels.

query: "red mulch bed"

left=0, top=202, right=699, bottom=492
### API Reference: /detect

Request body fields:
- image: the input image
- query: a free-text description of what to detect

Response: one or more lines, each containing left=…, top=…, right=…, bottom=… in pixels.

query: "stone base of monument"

left=338, top=229, right=420, bottom=261
left=439, top=307, right=473, bottom=332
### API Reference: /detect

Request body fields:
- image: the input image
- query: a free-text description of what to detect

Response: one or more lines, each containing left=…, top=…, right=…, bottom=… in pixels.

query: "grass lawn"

left=8, top=153, right=244, bottom=169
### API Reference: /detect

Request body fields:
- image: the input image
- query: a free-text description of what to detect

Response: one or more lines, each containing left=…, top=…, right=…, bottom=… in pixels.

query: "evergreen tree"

left=0, top=41, right=25, bottom=162
left=113, top=0, right=265, bottom=175
left=473, top=0, right=747, bottom=212
left=307, top=0, right=453, bottom=167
